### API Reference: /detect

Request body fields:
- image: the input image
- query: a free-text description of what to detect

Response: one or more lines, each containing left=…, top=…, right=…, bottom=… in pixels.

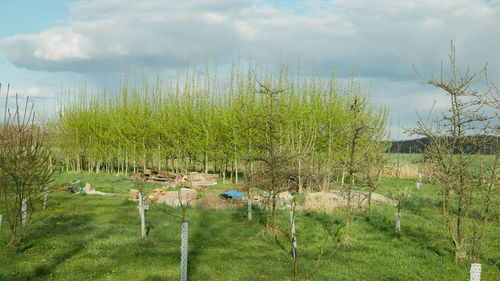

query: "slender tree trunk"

left=427, top=158, right=433, bottom=182
left=204, top=151, right=208, bottom=174
left=143, top=140, right=147, bottom=171
left=235, top=157, right=239, bottom=185
left=298, top=157, right=302, bottom=193
left=158, top=142, right=162, bottom=171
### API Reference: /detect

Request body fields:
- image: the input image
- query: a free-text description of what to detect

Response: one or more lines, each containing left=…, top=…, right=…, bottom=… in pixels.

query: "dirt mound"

left=299, top=191, right=395, bottom=212
left=191, top=195, right=243, bottom=209
left=139, top=188, right=198, bottom=207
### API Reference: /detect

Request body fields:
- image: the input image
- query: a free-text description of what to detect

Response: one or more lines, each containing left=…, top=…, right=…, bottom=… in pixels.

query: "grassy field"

left=0, top=172, right=499, bottom=281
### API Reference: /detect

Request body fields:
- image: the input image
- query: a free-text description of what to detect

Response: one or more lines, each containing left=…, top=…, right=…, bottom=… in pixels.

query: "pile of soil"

left=299, top=190, right=396, bottom=212
left=191, top=195, right=243, bottom=209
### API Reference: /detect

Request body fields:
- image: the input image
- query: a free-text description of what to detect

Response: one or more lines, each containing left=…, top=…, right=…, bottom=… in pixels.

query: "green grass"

left=0, top=172, right=498, bottom=281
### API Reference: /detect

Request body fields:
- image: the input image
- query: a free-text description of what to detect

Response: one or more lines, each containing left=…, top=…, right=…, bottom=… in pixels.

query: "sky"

left=0, top=0, right=498, bottom=139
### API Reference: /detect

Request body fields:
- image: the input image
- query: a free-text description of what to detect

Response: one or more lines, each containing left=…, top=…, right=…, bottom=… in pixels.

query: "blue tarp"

left=221, top=190, right=244, bottom=199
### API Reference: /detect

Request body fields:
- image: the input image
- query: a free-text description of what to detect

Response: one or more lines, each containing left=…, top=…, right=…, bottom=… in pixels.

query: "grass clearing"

left=0, top=172, right=498, bottom=280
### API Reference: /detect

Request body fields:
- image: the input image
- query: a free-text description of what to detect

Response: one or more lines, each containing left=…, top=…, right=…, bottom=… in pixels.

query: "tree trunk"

left=204, top=151, right=208, bottom=174
left=158, top=142, right=162, bottom=171
left=235, top=157, right=239, bottom=185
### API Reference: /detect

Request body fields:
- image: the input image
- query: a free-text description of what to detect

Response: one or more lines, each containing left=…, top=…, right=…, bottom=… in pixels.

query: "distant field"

left=0, top=172, right=498, bottom=281
left=385, top=153, right=497, bottom=178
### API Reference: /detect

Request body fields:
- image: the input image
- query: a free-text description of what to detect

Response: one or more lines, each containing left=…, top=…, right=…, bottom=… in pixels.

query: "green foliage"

left=56, top=64, right=388, bottom=192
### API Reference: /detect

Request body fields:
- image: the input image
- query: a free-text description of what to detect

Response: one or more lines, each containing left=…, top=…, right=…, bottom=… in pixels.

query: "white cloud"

left=1, top=86, right=55, bottom=98
left=0, top=0, right=498, bottom=138
left=0, top=0, right=497, bottom=81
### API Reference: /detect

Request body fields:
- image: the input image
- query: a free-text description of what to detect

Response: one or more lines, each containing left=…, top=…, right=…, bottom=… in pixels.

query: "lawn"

left=0, top=172, right=498, bottom=281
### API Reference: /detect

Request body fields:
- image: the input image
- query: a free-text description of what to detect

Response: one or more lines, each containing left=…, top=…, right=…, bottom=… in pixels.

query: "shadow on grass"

left=7, top=240, right=88, bottom=281
left=188, top=210, right=216, bottom=278
left=30, top=213, right=95, bottom=239
left=362, top=207, right=452, bottom=257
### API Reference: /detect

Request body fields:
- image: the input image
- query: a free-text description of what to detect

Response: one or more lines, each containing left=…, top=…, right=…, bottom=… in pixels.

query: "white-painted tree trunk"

left=0, top=214, right=3, bottom=231
left=470, top=263, right=481, bottom=281
left=43, top=187, right=49, bottom=210
left=181, top=222, right=189, bottom=281
left=22, top=199, right=27, bottom=227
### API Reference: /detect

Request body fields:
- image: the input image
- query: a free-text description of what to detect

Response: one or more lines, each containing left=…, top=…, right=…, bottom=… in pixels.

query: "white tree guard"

left=181, top=222, right=189, bottom=281
left=290, top=202, right=297, bottom=258
left=138, top=192, right=146, bottom=238
left=470, top=263, right=481, bottom=281
left=247, top=198, right=252, bottom=221
left=43, top=187, right=48, bottom=210
left=395, top=212, right=401, bottom=233
left=22, top=199, right=27, bottom=226
left=416, top=174, right=423, bottom=189
left=416, top=182, right=422, bottom=189
left=0, top=215, right=3, bottom=231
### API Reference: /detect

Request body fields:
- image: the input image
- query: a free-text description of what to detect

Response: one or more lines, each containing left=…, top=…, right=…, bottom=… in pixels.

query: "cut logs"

left=131, top=170, right=218, bottom=188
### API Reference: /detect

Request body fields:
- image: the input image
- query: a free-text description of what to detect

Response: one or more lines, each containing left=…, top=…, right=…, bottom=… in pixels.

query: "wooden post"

left=180, top=222, right=189, bottom=281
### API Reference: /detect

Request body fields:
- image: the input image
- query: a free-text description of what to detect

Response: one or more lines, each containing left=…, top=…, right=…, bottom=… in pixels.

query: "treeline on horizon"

left=51, top=63, right=389, bottom=186
left=388, top=136, right=499, bottom=154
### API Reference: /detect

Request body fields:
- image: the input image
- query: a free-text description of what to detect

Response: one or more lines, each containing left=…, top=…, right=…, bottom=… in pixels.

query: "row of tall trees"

left=55, top=64, right=388, bottom=189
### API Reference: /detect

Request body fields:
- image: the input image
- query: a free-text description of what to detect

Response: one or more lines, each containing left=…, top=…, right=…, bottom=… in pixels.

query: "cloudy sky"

left=0, top=0, right=498, bottom=139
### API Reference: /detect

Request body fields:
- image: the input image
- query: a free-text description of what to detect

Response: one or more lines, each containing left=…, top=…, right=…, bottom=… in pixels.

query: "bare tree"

left=408, top=42, right=498, bottom=262
left=0, top=86, right=54, bottom=248
left=359, top=146, right=389, bottom=211
left=389, top=187, right=411, bottom=239
left=247, top=80, right=299, bottom=225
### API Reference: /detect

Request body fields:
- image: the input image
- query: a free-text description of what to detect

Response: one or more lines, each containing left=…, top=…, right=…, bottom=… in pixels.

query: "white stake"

left=22, top=199, right=27, bottom=227
left=43, top=187, right=48, bottom=210
left=181, top=222, right=189, bottom=281
left=0, top=215, right=3, bottom=231
left=470, top=263, right=481, bottom=281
